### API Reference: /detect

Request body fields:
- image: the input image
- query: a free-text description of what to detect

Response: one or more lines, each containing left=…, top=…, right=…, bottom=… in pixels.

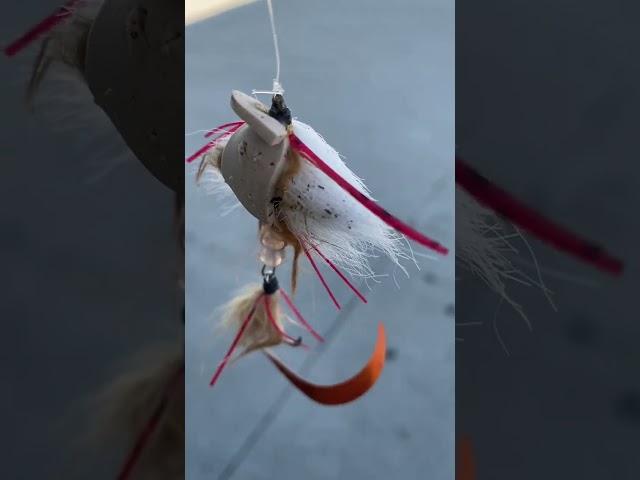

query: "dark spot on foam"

left=324, top=209, right=332, bottom=215
left=270, top=196, right=283, bottom=210
left=318, top=185, right=325, bottom=190
left=239, top=141, right=247, bottom=156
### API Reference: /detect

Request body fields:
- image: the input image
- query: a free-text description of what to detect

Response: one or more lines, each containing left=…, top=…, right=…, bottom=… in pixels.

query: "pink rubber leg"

left=204, top=121, right=244, bottom=138
left=209, top=297, right=260, bottom=386
left=186, top=122, right=244, bottom=163
left=262, top=295, right=309, bottom=349
left=4, top=0, right=80, bottom=57
left=289, top=133, right=449, bottom=256
left=301, top=244, right=341, bottom=310
left=307, top=242, right=367, bottom=304
left=116, top=366, right=184, bottom=480
left=279, top=288, right=325, bottom=343
left=455, top=157, right=623, bottom=275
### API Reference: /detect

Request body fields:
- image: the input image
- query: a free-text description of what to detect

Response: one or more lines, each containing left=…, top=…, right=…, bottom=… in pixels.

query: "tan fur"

left=26, top=8, right=94, bottom=104
left=221, top=284, right=284, bottom=357
left=272, top=148, right=303, bottom=292
left=81, top=344, right=184, bottom=480
left=197, top=139, right=304, bottom=292
left=196, top=149, right=222, bottom=184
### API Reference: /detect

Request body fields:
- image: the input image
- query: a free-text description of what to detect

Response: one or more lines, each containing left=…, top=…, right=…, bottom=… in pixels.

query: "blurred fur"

left=26, top=0, right=103, bottom=101
left=194, top=143, right=241, bottom=216
left=456, top=187, right=556, bottom=333
left=16, top=0, right=134, bottom=181
left=456, top=188, right=522, bottom=304
left=220, top=283, right=285, bottom=357
left=83, top=344, right=184, bottom=479
left=8, top=3, right=185, bottom=478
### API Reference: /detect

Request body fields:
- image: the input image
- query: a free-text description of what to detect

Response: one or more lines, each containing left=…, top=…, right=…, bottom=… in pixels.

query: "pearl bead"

left=259, top=246, right=285, bottom=267
left=260, top=226, right=286, bottom=250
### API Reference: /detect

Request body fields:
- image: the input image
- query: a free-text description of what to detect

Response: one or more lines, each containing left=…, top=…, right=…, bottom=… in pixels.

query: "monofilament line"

left=266, top=0, right=283, bottom=93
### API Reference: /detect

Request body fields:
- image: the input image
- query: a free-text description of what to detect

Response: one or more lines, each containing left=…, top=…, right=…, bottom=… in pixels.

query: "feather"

left=282, top=120, right=415, bottom=278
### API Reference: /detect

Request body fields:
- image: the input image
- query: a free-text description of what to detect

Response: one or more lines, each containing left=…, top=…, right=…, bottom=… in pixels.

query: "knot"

left=268, top=93, right=292, bottom=126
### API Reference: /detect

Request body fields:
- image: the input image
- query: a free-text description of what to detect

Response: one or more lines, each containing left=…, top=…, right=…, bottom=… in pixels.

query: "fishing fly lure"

left=189, top=89, right=449, bottom=399
left=192, top=90, right=623, bottom=389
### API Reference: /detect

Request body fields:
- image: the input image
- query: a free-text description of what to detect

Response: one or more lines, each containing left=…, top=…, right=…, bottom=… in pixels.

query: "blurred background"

left=1, top=1, right=180, bottom=478
left=456, top=0, right=640, bottom=478
left=185, top=0, right=454, bottom=479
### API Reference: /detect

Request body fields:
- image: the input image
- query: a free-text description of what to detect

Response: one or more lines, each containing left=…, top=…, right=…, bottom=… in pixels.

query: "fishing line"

left=267, top=0, right=282, bottom=91
left=253, top=0, right=284, bottom=95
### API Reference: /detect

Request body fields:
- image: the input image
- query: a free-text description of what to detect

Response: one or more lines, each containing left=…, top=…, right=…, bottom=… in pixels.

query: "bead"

left=259, top=246, right=284, bottom=267
left=260, top=226, right=286, bottom=251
